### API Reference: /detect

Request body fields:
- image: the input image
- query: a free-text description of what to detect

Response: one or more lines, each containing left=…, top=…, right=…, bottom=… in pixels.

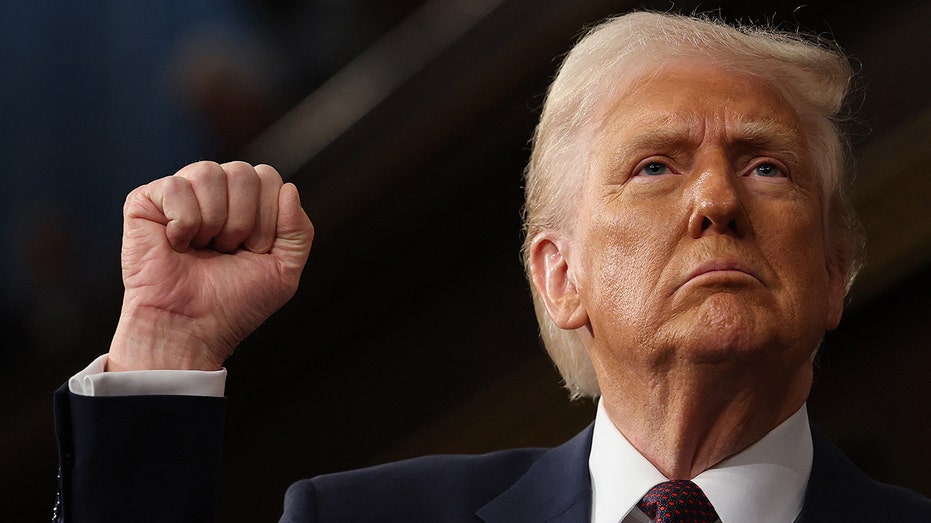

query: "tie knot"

left=637, top=480, right=719, bottom=523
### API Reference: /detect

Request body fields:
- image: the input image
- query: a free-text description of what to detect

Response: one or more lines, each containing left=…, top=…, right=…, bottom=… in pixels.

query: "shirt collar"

left=589, top=399, right=812, bottom=523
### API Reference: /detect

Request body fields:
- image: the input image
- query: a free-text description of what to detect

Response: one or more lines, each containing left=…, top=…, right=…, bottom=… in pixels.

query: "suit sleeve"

left=53, top=383, right=227, bottom=522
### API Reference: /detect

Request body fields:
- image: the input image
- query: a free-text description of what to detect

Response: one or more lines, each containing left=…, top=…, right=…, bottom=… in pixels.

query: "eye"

left=750, top=162, right=785, bottom=178
left=637, top=161, right=670, bottom=176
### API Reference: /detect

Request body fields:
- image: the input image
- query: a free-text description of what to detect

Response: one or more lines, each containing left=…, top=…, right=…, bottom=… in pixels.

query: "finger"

left=127, top=175, right=202, bottom=252
left=272, top=182, right=315, bottom=279
left=244, top=164, right=284, bottom=253
left=214, top=161, right=259, bottom=253
left=174, top=161, right=229, bottom=249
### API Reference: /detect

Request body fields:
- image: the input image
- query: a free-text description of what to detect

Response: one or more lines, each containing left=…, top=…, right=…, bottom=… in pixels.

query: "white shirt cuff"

left=68, top=354, right=227, bottom=397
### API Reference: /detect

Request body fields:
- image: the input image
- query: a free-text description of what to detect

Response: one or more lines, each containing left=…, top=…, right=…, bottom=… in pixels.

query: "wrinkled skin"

left=530, top=62, right=846, bottom=478
left=108, top=161, right=314, bottom=372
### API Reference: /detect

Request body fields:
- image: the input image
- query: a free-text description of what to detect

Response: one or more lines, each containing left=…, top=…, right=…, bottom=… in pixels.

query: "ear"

left=824, top=254, right=846, bottom=331
left=528, top=233, right=588, bottom=330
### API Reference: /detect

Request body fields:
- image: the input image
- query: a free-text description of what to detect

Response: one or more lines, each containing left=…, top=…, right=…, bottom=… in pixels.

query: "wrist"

left=107, top=307, right=226, bottom=372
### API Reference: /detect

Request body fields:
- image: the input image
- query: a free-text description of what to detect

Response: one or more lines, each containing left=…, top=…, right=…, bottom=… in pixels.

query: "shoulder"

left=311, top=448, right=549, bottom=500
left=801, top=426, right=931, bottom=521
left=874, top=481, right=931, bottom=518
left=838, top=471, right=931, bottom=520
left=281, top=448, right=548, bottom=523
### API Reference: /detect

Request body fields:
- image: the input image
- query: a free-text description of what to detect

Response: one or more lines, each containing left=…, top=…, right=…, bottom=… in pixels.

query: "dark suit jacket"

left=54, top=385, right=931, bottom=522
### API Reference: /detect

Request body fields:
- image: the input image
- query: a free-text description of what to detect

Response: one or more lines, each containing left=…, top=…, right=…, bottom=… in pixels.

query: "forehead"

left=592, top=61, right=806, bottom=155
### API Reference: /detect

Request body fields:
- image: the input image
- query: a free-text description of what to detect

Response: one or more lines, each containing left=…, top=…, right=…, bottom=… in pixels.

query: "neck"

left=598, top=359, right=811, bottom=479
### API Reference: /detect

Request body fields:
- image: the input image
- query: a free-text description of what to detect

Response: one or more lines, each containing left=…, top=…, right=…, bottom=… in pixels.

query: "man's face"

left=564, top=62, right=846, bottom=379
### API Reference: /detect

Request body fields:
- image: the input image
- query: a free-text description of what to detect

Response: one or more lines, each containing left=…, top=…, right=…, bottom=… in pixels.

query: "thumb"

left=272, top=183, right=314, bottom=274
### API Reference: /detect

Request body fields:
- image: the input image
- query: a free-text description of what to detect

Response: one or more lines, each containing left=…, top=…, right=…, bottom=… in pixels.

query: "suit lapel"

left=477, top=424, right=593, bottom=523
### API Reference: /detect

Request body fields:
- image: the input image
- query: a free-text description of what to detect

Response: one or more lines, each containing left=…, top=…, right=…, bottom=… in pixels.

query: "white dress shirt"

left=589, top=398, right=813, bottom=523
left=70, top=356, right=812, bottom=522
left=69, top=354, right=226, bottom=397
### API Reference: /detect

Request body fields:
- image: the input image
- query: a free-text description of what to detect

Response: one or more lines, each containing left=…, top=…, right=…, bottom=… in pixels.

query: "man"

left=54, top=11, right=930, bottom=522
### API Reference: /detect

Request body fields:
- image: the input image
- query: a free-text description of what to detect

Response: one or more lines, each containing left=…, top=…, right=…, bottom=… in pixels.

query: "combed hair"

left=521, top=11, right=865, bottom=399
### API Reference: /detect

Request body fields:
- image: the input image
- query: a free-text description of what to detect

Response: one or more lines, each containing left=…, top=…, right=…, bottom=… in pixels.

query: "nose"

left=686, top=162, right=748, bottom=239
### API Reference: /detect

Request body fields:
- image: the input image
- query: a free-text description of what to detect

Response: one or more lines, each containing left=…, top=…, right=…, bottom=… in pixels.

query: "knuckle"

left=162, top=174, right=190, bottom=191
left=225, top=165, right=261, bottom=193
left=254, top=164, right=284, bottom=184
left=123, top=185, right=145, bottom=211
left=222, top=160, right=256, bottom=178
left=223, top=160, right=253, bottom=170
left=176, top=160, right=222, bottom=180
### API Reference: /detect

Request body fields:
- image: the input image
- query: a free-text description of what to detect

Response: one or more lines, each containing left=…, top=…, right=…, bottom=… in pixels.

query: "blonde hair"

left=521, top=11, right=864, bottom=399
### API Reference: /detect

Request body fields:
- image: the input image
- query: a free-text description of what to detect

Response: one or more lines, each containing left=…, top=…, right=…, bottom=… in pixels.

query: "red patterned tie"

left=637, top=480, right=719, bottom=523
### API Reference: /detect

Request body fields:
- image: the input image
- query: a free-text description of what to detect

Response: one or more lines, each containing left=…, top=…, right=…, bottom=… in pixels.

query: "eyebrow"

left=730, top=119, right=806, bottom=164
left=609, top=113, right=806, bottom=167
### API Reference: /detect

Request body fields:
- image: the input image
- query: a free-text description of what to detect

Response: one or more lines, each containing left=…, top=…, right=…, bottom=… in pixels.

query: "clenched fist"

left=107, top=161, right=314, bottom=372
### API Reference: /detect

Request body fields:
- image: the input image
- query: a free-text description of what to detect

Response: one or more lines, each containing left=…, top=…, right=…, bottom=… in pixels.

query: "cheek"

left=757, top=204, right=832, bottom=311
left=764, top=205, right=827, bottom=270
left=576, top=209, right=676, bottom=328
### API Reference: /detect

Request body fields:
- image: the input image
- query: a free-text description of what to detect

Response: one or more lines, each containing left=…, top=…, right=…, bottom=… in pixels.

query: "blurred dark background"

left=2, top=0, right=929, bottom=520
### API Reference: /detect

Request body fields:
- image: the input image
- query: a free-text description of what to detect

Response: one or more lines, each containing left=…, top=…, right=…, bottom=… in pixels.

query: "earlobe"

left=528, top=234, right=588, bottom=330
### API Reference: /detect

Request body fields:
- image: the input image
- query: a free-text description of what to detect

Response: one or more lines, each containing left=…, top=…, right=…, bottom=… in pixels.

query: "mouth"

left=683, top=260, right=763, bottom=287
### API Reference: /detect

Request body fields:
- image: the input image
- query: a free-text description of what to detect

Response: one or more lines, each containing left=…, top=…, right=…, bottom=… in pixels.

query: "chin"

left=674, top=295, right=777, bottom=362
left=679, top=330, right=772, bottom=364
